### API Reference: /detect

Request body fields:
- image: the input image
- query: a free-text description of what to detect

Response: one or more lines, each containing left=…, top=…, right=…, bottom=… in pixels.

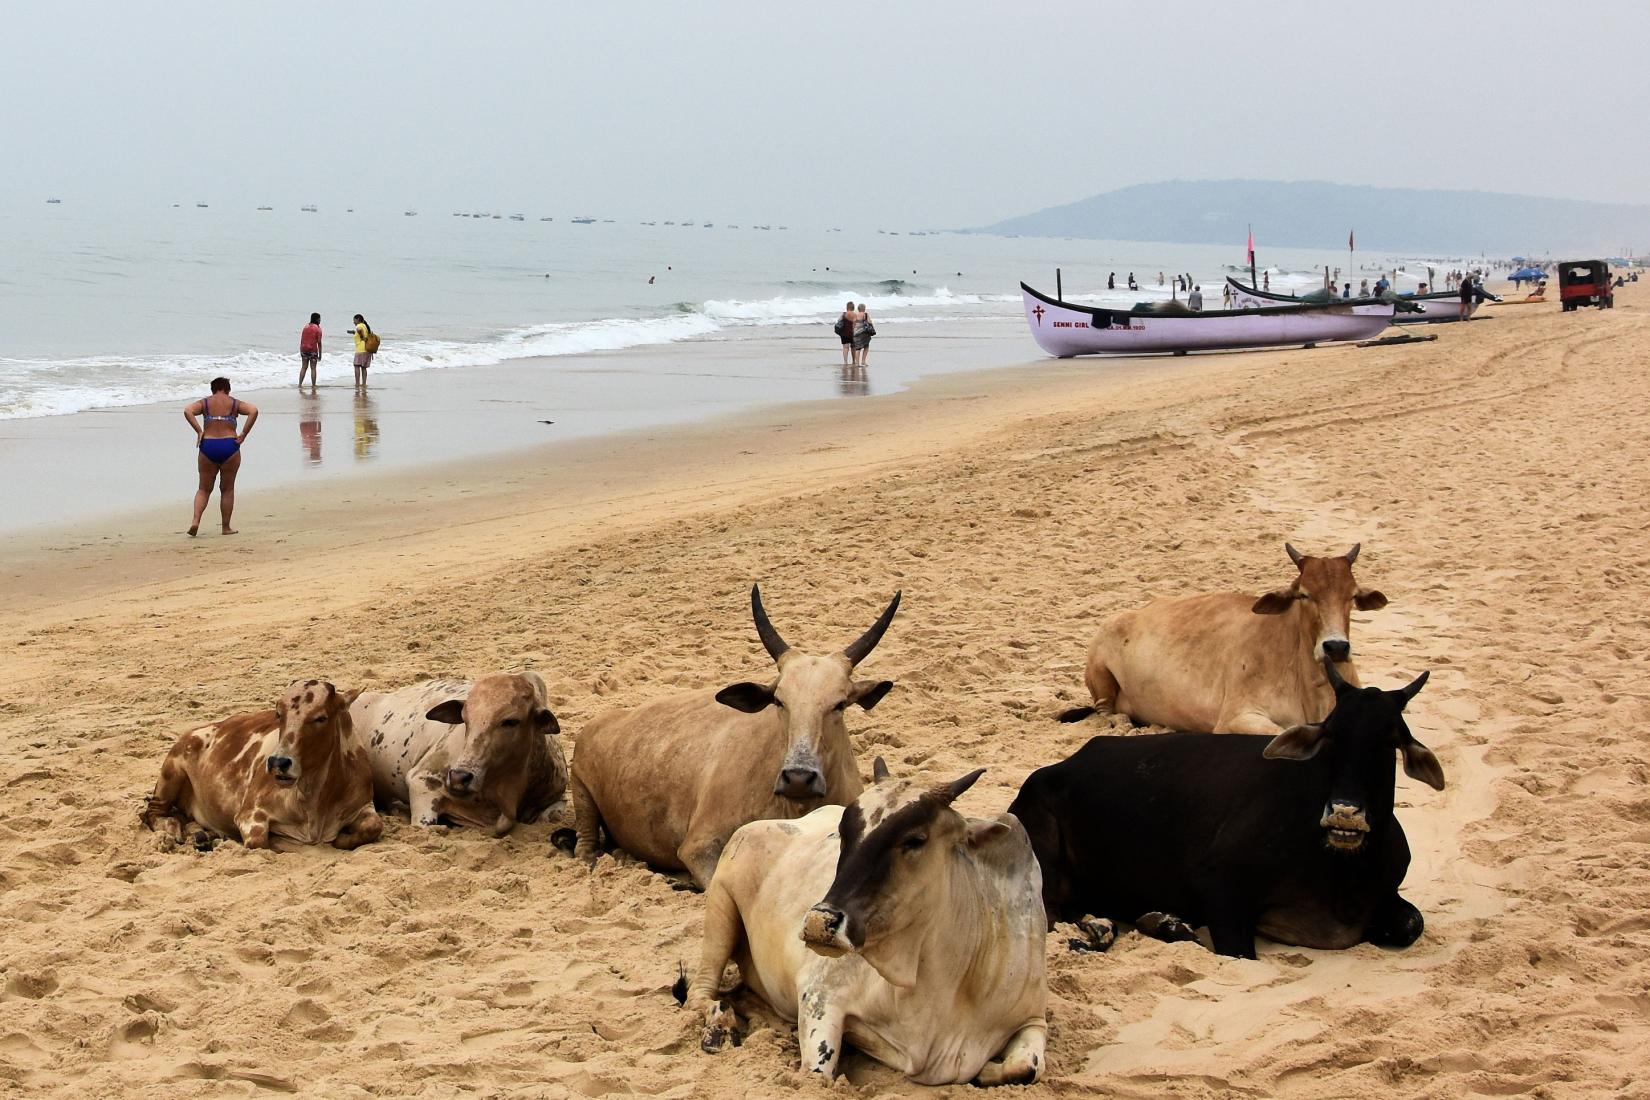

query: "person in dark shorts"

left=183, top=376, right=259, bottom=536
left=299, top=312, right=323, bottom=387
left=835, top=299, right=857, bottom=365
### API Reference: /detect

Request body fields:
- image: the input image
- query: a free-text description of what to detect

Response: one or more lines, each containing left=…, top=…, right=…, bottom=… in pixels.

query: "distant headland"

left=967, top=179, right=1650, bottom=255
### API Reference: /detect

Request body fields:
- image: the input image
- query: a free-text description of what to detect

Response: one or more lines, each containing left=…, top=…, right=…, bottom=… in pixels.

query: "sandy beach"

left=3, top=288, right=1649, bottom=1098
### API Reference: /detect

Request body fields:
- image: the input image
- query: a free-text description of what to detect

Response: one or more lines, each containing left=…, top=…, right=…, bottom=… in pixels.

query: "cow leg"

left=688, top=879, right=745, bottom=1053
left=1134, top=911, right=1198, bottom=944
left=1084, top=659, right=1120, bottom=716
left=1220, top=711, right=1285, bottom=736
left=796, top=987, right=846, bottom=1078
left=140, top=756, right=192, bottom=844
left=332, top=806, right=384, bottom=850
left=678, top=828, right=726, bottom=890
left=1067, top=915, right=1117, bottom=953
left=1203, top=902, right=1258, bottom=959
left=570, top=773, right=604, bottom=865
left=236, top=805, right=274, bottom=850
left=1366, top=892, right=1425, bottom=949
left=407, top=773, right=445, bottom=827
left=975, top=1021, right=1047, bottom=1087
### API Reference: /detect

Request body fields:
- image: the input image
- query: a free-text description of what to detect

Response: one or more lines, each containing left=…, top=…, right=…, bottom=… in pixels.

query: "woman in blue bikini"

left=183, top=377, right=259, bottom=537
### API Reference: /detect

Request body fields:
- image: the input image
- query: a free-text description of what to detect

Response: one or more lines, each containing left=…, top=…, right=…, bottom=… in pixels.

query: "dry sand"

left=3, top=289, right=1648, bottom=1098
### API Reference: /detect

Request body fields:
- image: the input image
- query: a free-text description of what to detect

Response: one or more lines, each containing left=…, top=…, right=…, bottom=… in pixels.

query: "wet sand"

left=2, top=287, right=1647, bottom=1097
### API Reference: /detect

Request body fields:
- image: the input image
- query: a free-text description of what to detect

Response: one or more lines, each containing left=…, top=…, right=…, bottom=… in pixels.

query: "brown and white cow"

left=569, top=584, right=898, bottom=888
left=687, top=761, right=1048, bottom=1085
left=351, top=672, right=566, bottom=835
left=140, top=679, right=382, bottom=851
left=1063, top=543, right=1388, bottom=734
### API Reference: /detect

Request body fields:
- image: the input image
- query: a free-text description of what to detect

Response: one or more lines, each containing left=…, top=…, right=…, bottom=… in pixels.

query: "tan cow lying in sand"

left=687, top=761, right=1048, bottom=1085
left=570, top=585, right=899, bottom=887
left=141, top=679, right=381, bottom=851
left=1062, top=542, right=1388, bottom=733
left=351, top=673, right=566, bottom=835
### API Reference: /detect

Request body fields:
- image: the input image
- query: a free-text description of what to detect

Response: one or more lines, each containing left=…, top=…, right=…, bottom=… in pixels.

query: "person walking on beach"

left=1262, top=271, right=1271, bottom=292
left=835, top=299, right=858, bottom=366
left=1458, top=274, right=1474, bottom=321
left=1127, top=272, right=1138, bottom=291
left=183, top=377, right=258, bottom=537
left=1107, top=272, right=1115, bottom=290
left=853, top=303, right=875, bottom=367
left=352, top=314, right=377, bottom=388
left=1188, top=284, right=1203, bottom=311
left=1360, top=278, right=1370, bottom=297
left=299, top=312, right=323, bottom=387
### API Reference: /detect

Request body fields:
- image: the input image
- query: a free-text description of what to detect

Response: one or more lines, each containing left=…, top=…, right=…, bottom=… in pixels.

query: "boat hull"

left=1022, top=284, right=1393, bottom=357
left=1225, top=277, right=1477, bottom=324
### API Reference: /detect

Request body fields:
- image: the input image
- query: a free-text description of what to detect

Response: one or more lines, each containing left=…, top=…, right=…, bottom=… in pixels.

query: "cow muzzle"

left=774, top=765, right=826, bottom=800
left=800, top=903, right=856, bottom=957
left=444, top=766, right=480, bottom=797
left=1319, top=636, right=1352, bottom=663
left=1320, top=802, right=1370, bottom=851
left=267, top=754, right=298, bottom=786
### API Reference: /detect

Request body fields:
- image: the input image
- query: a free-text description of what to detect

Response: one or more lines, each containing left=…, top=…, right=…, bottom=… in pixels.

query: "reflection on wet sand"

left=838, top=364, right=869, bottom=397
left=353, top=390, right=379, bottom=461
left=299, top=393, right=322, bottom=467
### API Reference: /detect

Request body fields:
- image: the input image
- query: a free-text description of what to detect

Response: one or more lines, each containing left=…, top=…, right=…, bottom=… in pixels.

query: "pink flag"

left=1247, top=228, right=1255, bottom=262
left=1349, top=229, right=1356, bottom=252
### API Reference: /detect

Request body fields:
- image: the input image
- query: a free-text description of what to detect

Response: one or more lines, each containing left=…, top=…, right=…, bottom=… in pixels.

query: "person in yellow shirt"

left=352, top=313, right=375, bottom=388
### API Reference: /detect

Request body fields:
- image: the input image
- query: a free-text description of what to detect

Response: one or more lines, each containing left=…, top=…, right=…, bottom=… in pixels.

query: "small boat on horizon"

left=301, top=204, right=318, bottom=213
left=257, top=205, right=274, bottom=211
left=404, top=210, right=418, bottom=216
left=509, top=213, right=525, bottom=221
left=571, top=216, right=596, bottom=224
left=1021, top=282, right=1395, bottom=358
left=45, top=198, right=62, bottom=204
left=195, top=201, right=208, bottom=208
left=540, top=216, right=553, bottom=222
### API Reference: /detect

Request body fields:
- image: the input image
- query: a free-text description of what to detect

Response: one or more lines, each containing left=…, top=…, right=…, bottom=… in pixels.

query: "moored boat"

left=1022, top=282, right=1395, bottom=358
left=1226, top=277, right=1476, bottom=324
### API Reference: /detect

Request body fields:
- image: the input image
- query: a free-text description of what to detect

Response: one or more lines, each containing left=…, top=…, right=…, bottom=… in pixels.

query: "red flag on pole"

left=1349, top=229, right=1355, bottom=251
left=1247, top=228, right=1255, bottom=262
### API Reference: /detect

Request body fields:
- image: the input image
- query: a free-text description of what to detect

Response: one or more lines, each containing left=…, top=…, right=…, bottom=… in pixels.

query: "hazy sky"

left=7, top=1, right=1646, bottom=226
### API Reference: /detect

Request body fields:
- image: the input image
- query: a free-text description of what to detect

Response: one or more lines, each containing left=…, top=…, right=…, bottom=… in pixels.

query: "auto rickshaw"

left=1557, top=260, right=1614, bottom=311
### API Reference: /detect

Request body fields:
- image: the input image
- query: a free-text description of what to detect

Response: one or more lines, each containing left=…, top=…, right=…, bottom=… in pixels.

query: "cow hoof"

left=549, top=828, right=578, bottom=853
left=670, top=963, right=688, bottom=1006
left=191, top=829, right=217, bottom=853
left=1067, top=916, right=1116, bottom=953
left=700, top=1002, right=742, bottom=1053
left=1137, top=911, right=1198, bottom=942
left=670, top=880, right=704, bottom=894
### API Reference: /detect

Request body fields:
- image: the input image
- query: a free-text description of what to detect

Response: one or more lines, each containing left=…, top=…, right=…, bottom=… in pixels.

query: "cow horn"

left=1345, top=542, right=1361, bottom=565
left=939, top=768, right=986, bottom=805
left=1323, top=657, right=1353, bottom=695
left=1285, top=543, right=1305, bottom=568
left=1397, top=669, right=1429, bottom=705
left=871, top=757, right=891, bottom=784
left=749, top=584, right=789, bottom=663
left=843, top=591, right=902, bottom=668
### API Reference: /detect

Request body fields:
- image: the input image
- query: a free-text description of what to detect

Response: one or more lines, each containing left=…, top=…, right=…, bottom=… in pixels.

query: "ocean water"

left=0, top=202, right=1462, bottom=420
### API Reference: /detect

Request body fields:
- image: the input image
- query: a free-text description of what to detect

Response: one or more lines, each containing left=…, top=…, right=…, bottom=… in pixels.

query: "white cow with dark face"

left=686, top=762, right=1048, bottom=1086
left=352, top=672, right=566, bottom=835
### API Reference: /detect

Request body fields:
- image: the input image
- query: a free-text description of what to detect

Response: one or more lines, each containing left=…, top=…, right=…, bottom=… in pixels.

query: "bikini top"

left=202, top=397, right=240, bottom=423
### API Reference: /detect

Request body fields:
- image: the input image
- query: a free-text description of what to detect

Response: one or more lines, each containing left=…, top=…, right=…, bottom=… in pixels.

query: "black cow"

left=1008, top=661, right=1445, bottom=958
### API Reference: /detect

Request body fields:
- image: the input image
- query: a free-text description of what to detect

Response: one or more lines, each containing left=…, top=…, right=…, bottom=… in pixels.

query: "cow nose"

left=445, top=767, right=476, bottom=793
left=266, top=755, right=293, bottom=775
left=801, top=903, right=856, bottom=955
left=1322, top=639, right=1351, bottom=662
left=774, top=767, right=825, bottom=800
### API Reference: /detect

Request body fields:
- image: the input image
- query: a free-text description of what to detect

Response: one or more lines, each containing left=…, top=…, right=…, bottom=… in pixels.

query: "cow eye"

left=901, top=834, right=927, bottom=853
left=501, top=718, right=520, bottom=728
left=311, top=714, right=327, bottom=725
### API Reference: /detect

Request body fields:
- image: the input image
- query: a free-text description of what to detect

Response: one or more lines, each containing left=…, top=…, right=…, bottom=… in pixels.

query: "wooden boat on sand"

left=1022, top=283, right=1395, bottom=358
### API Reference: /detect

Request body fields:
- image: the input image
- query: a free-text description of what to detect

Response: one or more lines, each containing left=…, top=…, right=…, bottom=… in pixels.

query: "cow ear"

left=715, top=682, right=775, bottom=713
left=1252, top=588, right=1298, bottom=615
left=871, top=756, right=891, bottom=784
left=339, top=687, right=363, bottom=708
left=965, top=818, right=1011, bottom=849
left=1354, top=588, right=1388, bottom=611
left=425, top=699, right=466, bottom=725
left=1263, top=723, right=1326, bottom=761
left=533, top=708, right=560, bottom=736
left=1401, top=740, right=1446, bottom=790
left=852, top=679, right=895, bottom=711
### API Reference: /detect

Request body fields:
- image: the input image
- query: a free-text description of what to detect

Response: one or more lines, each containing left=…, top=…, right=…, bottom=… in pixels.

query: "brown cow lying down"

left=571, top=584, right=899, bottom=887
left=351, top=672, right=566, bottom=835
left=686, top=760, right=1048, bottom=1085
left=141, top=679, right=381, bottom=851
left=1064, top=542, right=1388, bottom=733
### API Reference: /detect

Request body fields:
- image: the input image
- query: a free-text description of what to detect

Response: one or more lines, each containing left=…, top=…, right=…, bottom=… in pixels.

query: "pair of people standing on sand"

left=298, top=313, right=376, bottom=388
left=835, top=300, right=875, bottom=367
